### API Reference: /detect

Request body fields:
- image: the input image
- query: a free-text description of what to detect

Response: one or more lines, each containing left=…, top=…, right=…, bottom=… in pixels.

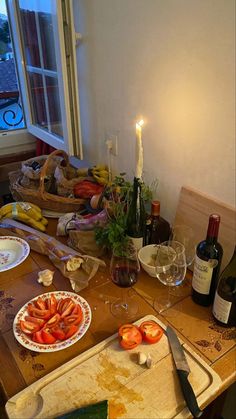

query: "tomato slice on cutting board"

left=118, top=324, right=142, bottom=350
left=139, top=320, right=164, bottom=344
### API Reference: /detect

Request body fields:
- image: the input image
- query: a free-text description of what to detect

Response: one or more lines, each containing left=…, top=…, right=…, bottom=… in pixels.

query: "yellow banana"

left=2, top=211, right=46, bottom=232
left=92, top=169, right=109, bottom=178
left=40, top=216, right=48, bottom=226
left=0, top=202, right=42, bottom=221
left=93, top=174, right=109, bottom=185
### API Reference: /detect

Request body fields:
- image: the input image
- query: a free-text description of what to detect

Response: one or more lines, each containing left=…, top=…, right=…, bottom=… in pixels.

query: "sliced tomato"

left=57, top=298, right=71, bottom=314
left=64, top=324, right=78, bottom=340
left=20, top=320, right=40, bottom=335
left=33, top=329, right=44, bottom=344
left=44, top=313, right=61, bottom=329
left=27, top=305, right=51, bottom=320
left=71, top=303, right=82, bottom=316
left=63, top=313, right=82, bottom=326
left=46, top=294, right=57, bottom=315
left=139, top=320, right=164, bottom=344
left=60, top=301, right=75, bottom=318
left=24, top=316, right=45, bottom=328
left=118, top=324, right=142, bottom=350
left=51, top=327, right=66, bottom=341
left=34, top=297, right=47, bottom=311
left=41, top=328, right=57, bottom=344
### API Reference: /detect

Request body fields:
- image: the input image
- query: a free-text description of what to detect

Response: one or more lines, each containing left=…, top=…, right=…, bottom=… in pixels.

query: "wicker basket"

left=9, top=150, right=86, bottom=213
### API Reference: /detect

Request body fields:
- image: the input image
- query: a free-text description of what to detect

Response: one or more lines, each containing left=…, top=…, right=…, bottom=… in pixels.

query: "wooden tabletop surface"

left=0, top=221, right=235, bottom=417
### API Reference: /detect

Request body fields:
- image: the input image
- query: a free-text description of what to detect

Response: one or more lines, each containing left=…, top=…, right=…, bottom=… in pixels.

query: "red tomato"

left=27, top=305, right=51, bottom=320
left=71, top=304, right=83, bottom=316
left=64, top=324, right=78, bottom=339
left=33, top=330, right=44, bottom=344
left=44, top=313, right=61, bottom=328
left=118, top=324, right=142, bottom=350
left=63, top=313, right=82, bottom=326
left=57, top=298, right=74, bottom=315
left=41, top=328, right=57, bottom=344
left=24, top=316, right=45, bottom=328
left=34, top=297, right=47, bottom=311
left=139, top=321, right=164, bottom=344
left=60, top=301, right=75, bottom=318
left=51, top=327, right=66, bottom=341
left=20, top=320, right=40, bottom=335
left=46, top=294, right=57, bottom=315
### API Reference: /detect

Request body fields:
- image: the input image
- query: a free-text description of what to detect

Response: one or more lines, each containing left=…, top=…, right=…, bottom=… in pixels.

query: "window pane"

left=28, top=72, right=47, bottom=129
left=46, top=76, right=62, bottom=136
left=0, top=0, right=26, bottom=132
left=39, top=12, right=57, bottom=71
left=18, top=7, right=40, bottom=67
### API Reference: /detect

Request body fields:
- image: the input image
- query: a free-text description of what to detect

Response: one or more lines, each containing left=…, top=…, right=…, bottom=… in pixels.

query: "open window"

left=7, top=0, right=82, bottom=157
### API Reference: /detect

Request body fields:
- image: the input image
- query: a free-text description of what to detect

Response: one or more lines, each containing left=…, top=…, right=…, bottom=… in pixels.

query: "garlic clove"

left=138, top=352, right=147, bottom=365
left=146, top=353, right=152, bottom=368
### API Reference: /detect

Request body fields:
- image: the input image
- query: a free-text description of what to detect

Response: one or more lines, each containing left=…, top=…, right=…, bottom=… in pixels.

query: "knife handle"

left=177, top=370, right=203, bottom=418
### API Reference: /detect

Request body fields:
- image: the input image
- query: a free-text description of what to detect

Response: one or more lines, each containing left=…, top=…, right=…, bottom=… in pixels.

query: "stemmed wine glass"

left=154, top=240, right=187, bottom=313
left=171, top=224, right=196, bottom=267
left=110, top=244, right=140, bottom=319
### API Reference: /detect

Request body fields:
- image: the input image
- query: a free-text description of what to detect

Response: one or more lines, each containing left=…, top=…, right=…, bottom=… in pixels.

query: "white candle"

left=135, top=120, right=144, bottom=179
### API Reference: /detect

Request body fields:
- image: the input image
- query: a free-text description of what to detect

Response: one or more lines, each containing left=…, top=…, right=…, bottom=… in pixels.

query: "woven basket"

left=9, top=150, right=86, bottom=213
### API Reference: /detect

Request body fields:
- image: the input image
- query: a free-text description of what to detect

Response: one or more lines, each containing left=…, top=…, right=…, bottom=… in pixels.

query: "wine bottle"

left=144, top=200, right=171, bottom=245
left=192, top=214, right=223, bottom=306
left=212, top=246, right=236, bottom=326
left=126, top=177, right=146, bottom=251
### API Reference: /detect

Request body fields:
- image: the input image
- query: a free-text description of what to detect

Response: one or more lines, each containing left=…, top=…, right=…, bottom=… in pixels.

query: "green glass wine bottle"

left=126, top=177, right=146, bottom=252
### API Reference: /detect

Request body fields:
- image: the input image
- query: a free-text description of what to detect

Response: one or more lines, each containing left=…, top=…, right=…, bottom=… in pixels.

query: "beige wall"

left=74, top=0, right=235, bottom=223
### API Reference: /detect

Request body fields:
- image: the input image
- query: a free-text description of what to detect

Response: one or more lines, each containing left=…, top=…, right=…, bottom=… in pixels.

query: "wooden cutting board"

left=5, top=315, right=221, bottom=419
left=174, top=186, right=236, bottom=270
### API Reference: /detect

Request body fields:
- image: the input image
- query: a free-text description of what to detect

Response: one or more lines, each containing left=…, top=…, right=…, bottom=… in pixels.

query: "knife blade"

left=166, top=326, right=203, bottom=418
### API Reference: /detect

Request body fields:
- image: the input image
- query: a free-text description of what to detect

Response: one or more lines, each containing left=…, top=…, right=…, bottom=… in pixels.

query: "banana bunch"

left=77, top=164, right=109, bottom=185
left=0, top=202, right=48, bottom=232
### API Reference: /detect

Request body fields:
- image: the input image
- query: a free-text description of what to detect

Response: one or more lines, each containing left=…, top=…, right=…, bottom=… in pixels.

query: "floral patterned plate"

left=0, top=236, right=30, bottom=272
left=13, top=291, right=92, bottom=352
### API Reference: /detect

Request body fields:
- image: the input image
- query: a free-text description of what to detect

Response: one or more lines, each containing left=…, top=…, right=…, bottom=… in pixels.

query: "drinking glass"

left=110, top=245, right=140, bottom=319
left=154, top=240, right=187, bottom=313
left=171, top=224, right=196, bottom=266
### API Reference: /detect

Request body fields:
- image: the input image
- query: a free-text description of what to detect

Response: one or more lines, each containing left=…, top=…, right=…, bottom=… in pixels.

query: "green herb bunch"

left=94, top=173, right=158, bottom=255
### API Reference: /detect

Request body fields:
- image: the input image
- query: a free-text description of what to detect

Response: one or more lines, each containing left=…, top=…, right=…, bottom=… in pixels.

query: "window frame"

left=5, top=0, right=82, bottom=157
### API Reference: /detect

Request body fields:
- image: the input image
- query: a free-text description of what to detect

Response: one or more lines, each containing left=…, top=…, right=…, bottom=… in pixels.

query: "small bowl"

left=138, top=245, right=158, bottom=277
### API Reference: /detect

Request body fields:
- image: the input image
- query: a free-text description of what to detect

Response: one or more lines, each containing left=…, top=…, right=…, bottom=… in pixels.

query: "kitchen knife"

left=166, top=326, right=203, bottom=418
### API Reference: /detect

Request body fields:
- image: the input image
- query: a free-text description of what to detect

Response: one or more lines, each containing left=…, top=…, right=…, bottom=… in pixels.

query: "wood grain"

left=174, top=186, right=236, bottom=270
left=5, top=315, right=221, bottom=419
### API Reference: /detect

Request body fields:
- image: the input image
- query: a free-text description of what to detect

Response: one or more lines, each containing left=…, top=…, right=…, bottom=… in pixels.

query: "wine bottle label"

left=213, top=291, right=232, bottom=324
left=192, top=255, right=214, bottom=294
left=127, top=236, right=143, bottom=252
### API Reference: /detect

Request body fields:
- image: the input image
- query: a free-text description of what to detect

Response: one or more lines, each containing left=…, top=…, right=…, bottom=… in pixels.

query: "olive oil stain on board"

left=96, top=353, right=143, bottom=418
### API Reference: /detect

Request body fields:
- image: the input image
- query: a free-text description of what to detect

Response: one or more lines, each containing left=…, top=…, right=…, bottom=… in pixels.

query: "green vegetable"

left=56, top=400, right=108, bottom=419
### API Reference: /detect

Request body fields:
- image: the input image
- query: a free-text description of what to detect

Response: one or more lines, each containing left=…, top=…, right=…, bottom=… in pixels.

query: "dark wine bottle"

left=144, top=200, right=171, bottom=245
left=126, top=177, right=146, bottom=251
left=192, top=214, right=223, bottom=306
left=212, top=246, right=236, bottom=326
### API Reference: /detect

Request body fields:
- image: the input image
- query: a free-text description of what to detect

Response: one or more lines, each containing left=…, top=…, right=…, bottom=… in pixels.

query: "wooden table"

left=0, top=222, right=235, bottom=418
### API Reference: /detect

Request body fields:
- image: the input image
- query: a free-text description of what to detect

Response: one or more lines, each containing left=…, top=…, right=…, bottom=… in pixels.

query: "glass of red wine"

left=110, top=244, right=140, bottom=320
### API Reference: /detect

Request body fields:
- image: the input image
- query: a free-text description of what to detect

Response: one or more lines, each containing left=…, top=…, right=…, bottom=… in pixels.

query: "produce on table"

left=118, top=321, right=164, bottom=350
left=77, top=164, right=109, bottom=186
left=73, top=180, right=104, bottom=199
left=118, top=324, right=142, bottom=350
left=19, top=295, right=83, bottom=344
left=139, top=320, right=164, bottom=344
left=0, top=202, right=48, bottom=232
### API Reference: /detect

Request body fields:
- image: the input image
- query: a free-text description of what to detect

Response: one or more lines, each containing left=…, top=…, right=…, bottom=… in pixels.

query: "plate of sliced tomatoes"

left=13, top=291, right=92, bottom=352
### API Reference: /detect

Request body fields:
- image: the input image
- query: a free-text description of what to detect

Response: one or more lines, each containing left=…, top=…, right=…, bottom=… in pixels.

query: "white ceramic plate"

left=13, top=291, right=92, bottom=352
left=0, top=236, right=30, bottom=272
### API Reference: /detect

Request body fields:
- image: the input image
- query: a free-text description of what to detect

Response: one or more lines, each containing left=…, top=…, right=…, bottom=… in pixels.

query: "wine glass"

left=154, top=240, right=187, bottom=313
left=171, top=224, right=196, bottom=267
left=110, top=244, right=140, bottom=319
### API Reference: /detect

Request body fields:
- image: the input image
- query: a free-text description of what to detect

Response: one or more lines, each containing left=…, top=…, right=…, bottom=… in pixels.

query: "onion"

left=90, top=194, right=103, bottom=209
